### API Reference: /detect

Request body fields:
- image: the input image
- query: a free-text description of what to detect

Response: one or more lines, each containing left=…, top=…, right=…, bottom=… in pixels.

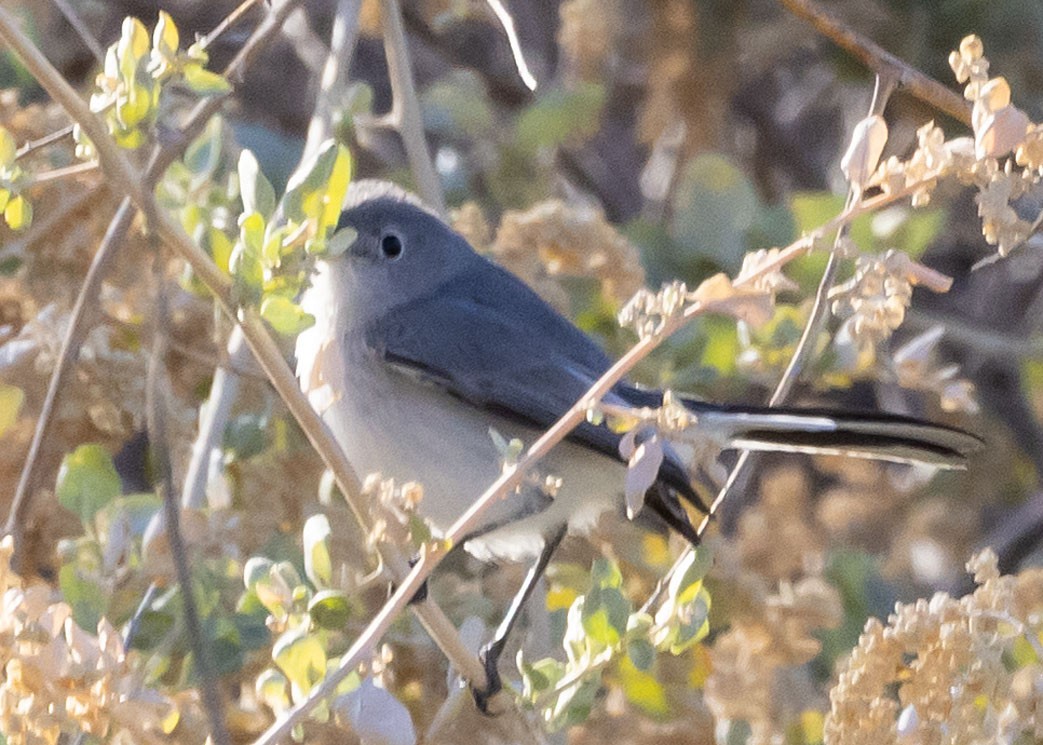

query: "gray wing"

left=364, top=261, right=620, bottom=437
left=363, top=261, right=706, bottom=534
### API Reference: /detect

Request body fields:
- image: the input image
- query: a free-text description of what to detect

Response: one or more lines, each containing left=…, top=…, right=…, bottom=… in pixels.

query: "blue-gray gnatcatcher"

left=295, top=179, right=980, bottom=703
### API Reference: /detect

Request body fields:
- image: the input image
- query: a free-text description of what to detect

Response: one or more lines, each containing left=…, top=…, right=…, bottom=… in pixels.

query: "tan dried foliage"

left=826, top=550, right=1043, bottom=744
left=558, top=0, right=622, bottom=81
left=0, top=537, right=175, bottom=745
left=487, top=199, right=645, bottom=313
left=634, top=1, right=732, bottom=155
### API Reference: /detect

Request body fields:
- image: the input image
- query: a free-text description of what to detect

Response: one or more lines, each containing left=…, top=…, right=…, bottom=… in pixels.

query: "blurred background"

left=2, top=0, right=1043, bottom=742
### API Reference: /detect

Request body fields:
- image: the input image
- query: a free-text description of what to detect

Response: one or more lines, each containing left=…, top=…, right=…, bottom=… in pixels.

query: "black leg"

left=473, top=524, right=568, bottom=713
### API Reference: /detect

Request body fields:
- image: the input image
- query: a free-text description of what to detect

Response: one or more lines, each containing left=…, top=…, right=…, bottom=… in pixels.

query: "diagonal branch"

left=780, top=0, right=971, bottom=127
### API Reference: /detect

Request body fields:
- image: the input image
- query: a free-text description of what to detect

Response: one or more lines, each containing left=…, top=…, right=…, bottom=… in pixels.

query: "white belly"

left=297, top=315, right=626, bottom=561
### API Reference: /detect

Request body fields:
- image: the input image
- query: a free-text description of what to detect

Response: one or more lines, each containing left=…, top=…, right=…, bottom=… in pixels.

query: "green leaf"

left=282, top=141, right=339, bottom=224
left=308, top=590, right=351, bottom=630
left=0, top=126, right=16, bottom=165
left=224, top=414, right=269, bottom=460
left=668, top=546, right=713, bottom=606
left=273, top=628, right=327, bottom=697
left=4, top=195, right=32, bottom=231
left=58, top=563, right=107, bottom=631
left=516, top=84, right=605, bottom=153
left=423, top=71, right=494, bottom=138
left=626, top=638, right=656, bottom=672
left=244, top=556, right=274, bottom=591
left=520, top=657, right=566, bottom=699
left=182, top=64, right=232, bottom=95
left=617, top=655, right=669, bottom=716
left=183, top=116, right=223, bottom=180
left=256, top=668, right=291, bottom=712
left=302, top=513, right=332, bottom=588
left=260, top=295, right=315, bottom=336
left=0, top=383, right=24, bottom=437
left=671, top=153, right=758, bottom=273
left=56, top=444, right=122, bottom=522
left=872, top=206, right=944, bottom=260
left=238, top=150, right=276, bottom=220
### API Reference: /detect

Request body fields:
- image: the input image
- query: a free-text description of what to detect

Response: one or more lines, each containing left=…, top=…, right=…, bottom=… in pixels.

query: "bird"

left=295, top=179, right=981, bottom=706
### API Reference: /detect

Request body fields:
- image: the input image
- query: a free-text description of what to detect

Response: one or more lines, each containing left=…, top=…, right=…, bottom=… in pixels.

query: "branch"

left=484, top=0, right=537, bottom=91
left=377, top=0, right=447, bottom=215
left=779, top=0, right=971, bottom=127
left=146, top=263, right=230, bottom=745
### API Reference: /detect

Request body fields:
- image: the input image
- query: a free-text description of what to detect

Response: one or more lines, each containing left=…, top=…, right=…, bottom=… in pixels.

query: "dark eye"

left=380, top=232, right=403, bottom=260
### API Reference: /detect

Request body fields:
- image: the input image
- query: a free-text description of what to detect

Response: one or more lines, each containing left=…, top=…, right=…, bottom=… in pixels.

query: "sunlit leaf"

left=152, top=10, right=179, bottom=63
left=309, top=590, right=351, bottom=629
left=4, top=195, right=32, bottom=231
left=56, top=444, right=122, bottom=522
left=183, top=64, right=232, bottom=95
left=302, top=513, right=332, bottom=588
left=238, top=150, right=276, bottom=220
left=256, top=668, right=291, bottom=712
left=260, top=295, right=315, bottom=336
left=273, top=629, right=327, bottom=697
left=0, top=126, right=16, bottom=165
left=617, top=655, right=669, bottom=716
left=0, top=383, right=24, bottom=437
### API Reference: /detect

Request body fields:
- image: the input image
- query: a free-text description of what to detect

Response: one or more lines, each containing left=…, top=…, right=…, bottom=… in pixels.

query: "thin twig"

left=779, top=0, right=971, bottom=127
left=15, top=124, right=74, bottom=160
left=198, top=0, right=266, bottom=50
left=5, top=198, right=132, bottom=560
left=377, top=0, right=446, bottom=216
left=51, top=0, right=105, bottom=64
left=146, top=256, right=230, bottom=745
left=24, top=159, right=98, bottom=185
left=484, top=0, right=537, bottom=92
left=303, top=0, right=362, bottom=160
left=180, top=326, right=250, bottom=509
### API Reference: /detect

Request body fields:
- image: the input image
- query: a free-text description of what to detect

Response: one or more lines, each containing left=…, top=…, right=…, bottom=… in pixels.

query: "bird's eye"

left=380, top=232, right=404, bottom=260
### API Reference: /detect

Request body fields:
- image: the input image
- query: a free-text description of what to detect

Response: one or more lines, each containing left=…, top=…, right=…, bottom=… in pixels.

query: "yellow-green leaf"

left=260, top=295, right=315, bottom=336
left=319, top=145, right=352, bottom=236
left=153, top=10, right=179, bottom=60
left=273, top=629, right=327, bottom=697
left=4, top=195, right=32, bottom=231
left=0, top=383, right=24, bottom=437
left=0, top=127, right=16, bottom=166
left=617, top=655, right=669, bottom=716
left=302, top=514, right=332, bottom=588
left=182, top=64, right=232, bottom=95
left=56, top=444, right=122, bottom=522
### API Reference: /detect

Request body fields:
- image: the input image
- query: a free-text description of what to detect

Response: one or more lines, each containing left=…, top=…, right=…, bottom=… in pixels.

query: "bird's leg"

left=473, top=524, right=567, bottom=714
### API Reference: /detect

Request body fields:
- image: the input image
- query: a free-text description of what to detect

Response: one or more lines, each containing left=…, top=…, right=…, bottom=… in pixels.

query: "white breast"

left=296, top=262, right=627, bottom=561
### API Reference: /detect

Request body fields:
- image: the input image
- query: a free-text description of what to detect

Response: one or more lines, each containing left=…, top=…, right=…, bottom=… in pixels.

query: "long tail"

left=685, top=400, right=983, bottom=469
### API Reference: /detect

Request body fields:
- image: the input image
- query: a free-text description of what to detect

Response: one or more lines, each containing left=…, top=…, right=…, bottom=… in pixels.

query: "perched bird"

left=295, top=180, right=981, bottom=704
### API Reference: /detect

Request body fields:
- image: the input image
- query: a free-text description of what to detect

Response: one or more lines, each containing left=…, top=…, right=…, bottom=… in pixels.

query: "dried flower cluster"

left=826, top=549, right=1043, bottom=744
left=0, top=537, right=170, bottom=745
left=865, top=36, right=1043, bottom=257
left=828, top=250, right=915, bottom=346
left=557, top=0, right=621, bottom=81
left=490, top=199, right=645, bottom=313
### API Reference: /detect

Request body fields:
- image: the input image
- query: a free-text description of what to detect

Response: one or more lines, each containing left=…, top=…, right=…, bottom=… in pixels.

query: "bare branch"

left=484, top=0, right=538, bottom=92
left=378, top=0, right=447, bottom=215
left=780, top=0, right=972, bottom=127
